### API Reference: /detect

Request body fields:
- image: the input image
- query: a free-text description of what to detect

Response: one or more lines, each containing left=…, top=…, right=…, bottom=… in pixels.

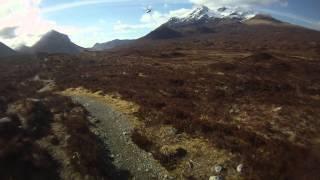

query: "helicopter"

left=145, top=8, right=152, bottom=14
left=144, top=5, right=152, bottom=14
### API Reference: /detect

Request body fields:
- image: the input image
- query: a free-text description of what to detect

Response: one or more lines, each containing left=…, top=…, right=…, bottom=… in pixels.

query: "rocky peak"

left=167, top=5, right=256, bottom=26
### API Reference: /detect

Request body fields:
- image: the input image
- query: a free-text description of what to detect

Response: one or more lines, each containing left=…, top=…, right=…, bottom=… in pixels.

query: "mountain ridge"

left=142, top=5, right=320, bottom=42
left=0, top=42, right=17, bottom=58
left=91, top=39, right=133, bottom=51
left=166, top=5, right=256, bottom=28
left=143, top=6, right=260, bottom=39
left=29, top=30, right=83, bottom=55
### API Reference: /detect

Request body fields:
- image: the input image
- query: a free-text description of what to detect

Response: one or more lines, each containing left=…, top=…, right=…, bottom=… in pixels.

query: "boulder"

left=0, top=117, right=11, bottom=124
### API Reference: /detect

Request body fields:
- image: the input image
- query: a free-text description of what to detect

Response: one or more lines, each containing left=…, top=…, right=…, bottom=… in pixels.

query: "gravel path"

left=70, top=95, right=170, bottom=180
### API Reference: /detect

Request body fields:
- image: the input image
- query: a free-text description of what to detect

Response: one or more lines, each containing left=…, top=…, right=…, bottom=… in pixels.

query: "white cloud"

left=0, top=0, right=101, bottom=48
left=169, top=8, right=193, bottom=18
left=257, top=8, right=320, bottom=30
left=68, top=26, right=106, bottom=47
left=189, top=0, right=288, bottom=8
left=113, top=13, right=165, bottom=33
left=0, top=26, right=17, bottom=39
left=0, top=0, right=56, bottom=47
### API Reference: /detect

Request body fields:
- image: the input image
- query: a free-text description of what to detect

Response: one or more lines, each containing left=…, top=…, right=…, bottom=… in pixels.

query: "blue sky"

left=0, top=0, right=319, bottom=48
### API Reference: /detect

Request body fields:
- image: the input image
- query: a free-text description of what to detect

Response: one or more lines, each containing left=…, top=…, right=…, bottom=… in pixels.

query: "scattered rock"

left=237, top=164, right=244, bottom=173
left=72, top=152, right=80, bottom=160
left=37, top=81, right=56, bottom=93
left=32, top=75, right=41, bottom=81
left=138, top=72, right=146, bottom=77
left=216, top=72, right=225, bottom=76
left=27, top=98, right=41, bottom=102
left=229, top=105, right=240, bottom=114
left=214, top=165, right=223, bottom=173
left=209, top=175, right=223, bottom=180
left=0, top=117, right=11, bottom=124
left=272, top=107, right=282, bottom=112
left=0, top=117, right=14, bottom=132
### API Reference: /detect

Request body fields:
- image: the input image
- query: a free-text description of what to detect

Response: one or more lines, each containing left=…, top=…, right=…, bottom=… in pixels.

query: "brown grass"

left=42, top=49, right=320, bottom=179
left=0, top=58, right=130, bottom=179
left=131, top=129, right=187, bottom=171
left=2, top=43, right=320, bottom=179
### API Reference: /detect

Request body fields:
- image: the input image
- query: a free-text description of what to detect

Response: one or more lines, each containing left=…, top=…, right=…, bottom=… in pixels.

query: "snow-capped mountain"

left=167, top=5, right=256, bottom=26
left=215, top=6, right=256, bottom=19
left=140, top=4, right=320, bottom=56
left=143, top=5, right=258, bottom=39
left=144, top=6, right=258, bottom=39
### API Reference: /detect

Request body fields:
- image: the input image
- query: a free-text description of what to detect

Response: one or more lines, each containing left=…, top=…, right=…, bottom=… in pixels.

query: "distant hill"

left=91, top=39, right=133, bottom=51
left=0, top=42, right=16, bottom=57
left=143, top=26, right=183, bottom=40
left=30, top=30, right=83, bottom=55
left=15, top=45, right=33, bottom=55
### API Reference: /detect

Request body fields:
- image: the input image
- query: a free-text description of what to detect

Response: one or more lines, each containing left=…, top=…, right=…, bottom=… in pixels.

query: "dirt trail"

left=69, top=95, right=170, bottom=180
